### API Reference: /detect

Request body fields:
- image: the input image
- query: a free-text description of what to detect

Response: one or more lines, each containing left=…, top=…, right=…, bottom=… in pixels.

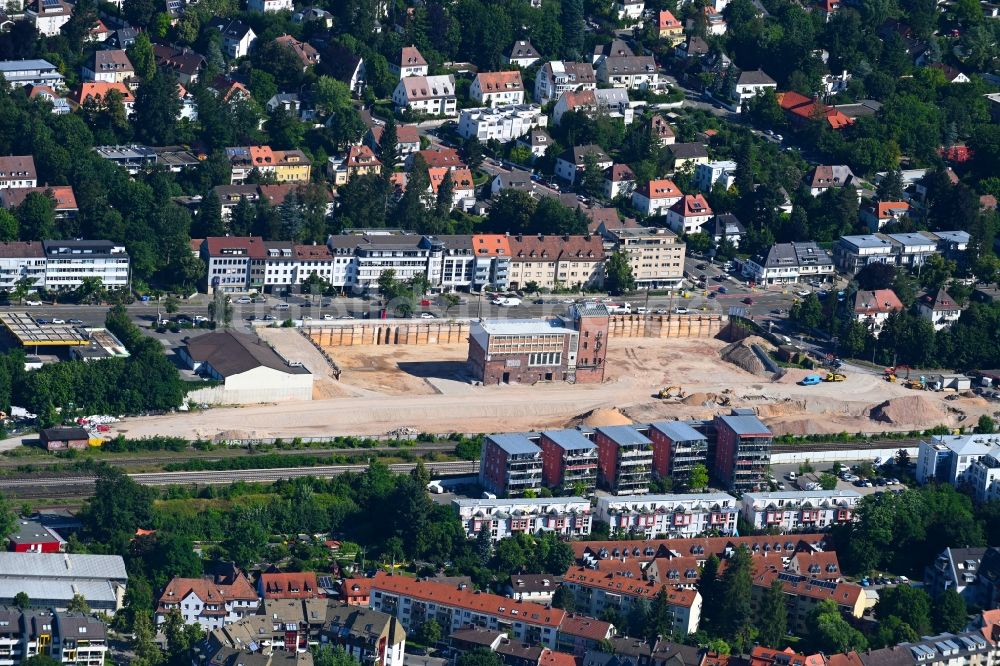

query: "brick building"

left=538, top=429, right=598, bottom=494
left=594, top=425, right=654, bottom=495
left=479, top=433, right=543, bottom=498
left=648, top=421, right=709, bottom=490
left=467, top=303, right=609, bottom=385
left=712, top=410, right=773, bottom=492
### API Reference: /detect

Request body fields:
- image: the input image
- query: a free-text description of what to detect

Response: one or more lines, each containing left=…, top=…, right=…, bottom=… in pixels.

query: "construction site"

left=105, top=322, right=1000, bottom=443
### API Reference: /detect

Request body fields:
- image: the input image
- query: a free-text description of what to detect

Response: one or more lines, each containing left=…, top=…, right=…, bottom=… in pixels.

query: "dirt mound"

left=720, top=337, right=770, bottom=376
left=869, top=395, right=947, bottom=425
left=571, top=407, right=633, bottom=427
left=682, top=392, right=712, bottom=405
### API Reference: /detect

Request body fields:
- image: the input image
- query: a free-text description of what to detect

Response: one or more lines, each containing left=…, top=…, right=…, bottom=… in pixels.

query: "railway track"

left=770, top=438, right=920, bottom=454
left=0, top=460, right=481, bottom=498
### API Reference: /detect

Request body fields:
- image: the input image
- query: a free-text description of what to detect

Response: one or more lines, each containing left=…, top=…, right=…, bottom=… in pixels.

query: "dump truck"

left=824, top=373, right=846, bottom=382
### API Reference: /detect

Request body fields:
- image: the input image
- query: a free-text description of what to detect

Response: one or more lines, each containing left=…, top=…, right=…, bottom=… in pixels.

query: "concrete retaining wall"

left=771, top=447, right=917, bottom=464
left=305, top=314, right=725, bottom=348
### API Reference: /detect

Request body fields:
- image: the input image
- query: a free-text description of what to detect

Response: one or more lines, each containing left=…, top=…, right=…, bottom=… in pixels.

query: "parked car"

left=68, top=319, right=84, bottom=325
left=799, top=374, right=823, bottom=386
left=322, top=314, right=334, bottom=320
left=674, top=307, right=689, bottom=314
left=235, top=296, right=252, bottom=304
left=51, top=318, right=65, bottom=324
left=274, top=303, right=290, bottom=310
left=718, top=286, right=728, bottom=294
left=35, top=318, right=50, bottom=324
left=420, top=312, right=436, bottom=319
left=24, top=300, right=42, bottom=306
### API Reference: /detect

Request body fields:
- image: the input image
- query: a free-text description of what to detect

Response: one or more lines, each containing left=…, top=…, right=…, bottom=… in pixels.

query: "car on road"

left=799, top=374, right=823, bottom=386
left=235, top=297, right=252, bottom=304
left=797, top=290, right=811, bottom=297
left=24, top=300, right=42, bottom=306
left=322, top=314, right=334, bottom=320
left=339, top=315, right=355, bottom=320
left=420, top=312, right=436, bottom=319
left=696, top=263, right=708, bottom=270
left=742, top=297, right=754, bottom=305
left=68, top=319, right=84, bottom=325
left=193, top=316, right=208, bottom=323
left=674, top=307, right=689, bottom=314
left=274, top=303, right=290, bottom=310
left=718, top=286, right=728, bottom=294
left=35, top=318, right=50, bottom=325
left=655, top=308, right=667, bottom=314
left=263, top=314, right=276, bottom=321
left=51, top=318, right=65, bottom=324
left=775, top=134, right=783, bottom=141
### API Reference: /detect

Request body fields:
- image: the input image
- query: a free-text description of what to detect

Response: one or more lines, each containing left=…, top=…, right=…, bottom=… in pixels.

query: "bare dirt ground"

left=108, top=333, right=996, bottom=441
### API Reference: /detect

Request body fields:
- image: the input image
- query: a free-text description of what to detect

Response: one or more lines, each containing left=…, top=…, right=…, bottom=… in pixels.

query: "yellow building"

left=273, top=149, right=311, bottom=183
left=658, top=10, right=685, bottom=46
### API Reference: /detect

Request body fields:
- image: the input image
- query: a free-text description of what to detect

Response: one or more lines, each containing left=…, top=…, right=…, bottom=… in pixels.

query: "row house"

left=834, top=230, right=969, bottom=273
left=0, top=610, right=108, bottom=666
left=392, top=75, right=457, bottom=117
left=560, top=568, right=702, bottom=634
left=534, top=61, right=597, bottom=105
left=743, top=241, right=835, bottom=286
left=226, top=146, right=311, bottom=184
left=453, top=496, right=593, bottom=542
left=572, top=533, right=827, bottom=568
left=470, top=71, right=525, bottom=107
left=156, top=571, right=260, bottom=630
left=368, top=573, right=566, bottom=648
left=740, top=490, right=861, bottom=532
left=632, top=179, right=682, bottom=217
left=258, top=572, right=321, bottom=600
left=599, top=226, right=686, bottom=290
left=506, top=233, right=605, bottom=291
left=457, top=104, right=548, bottom=143
left=596, top=493, right=739, bottom=539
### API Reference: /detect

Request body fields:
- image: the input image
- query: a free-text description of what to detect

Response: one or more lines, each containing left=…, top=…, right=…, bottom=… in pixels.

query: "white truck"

left=606, top=302, right=632, bottom=314
left=496, top=297, right=521, bottom=307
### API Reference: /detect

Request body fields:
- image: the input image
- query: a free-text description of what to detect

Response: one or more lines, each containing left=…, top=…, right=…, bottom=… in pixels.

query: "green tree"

left=605, top=250, right=635, bottom=295
left=0, top=209, right=18, bottom=241
left=871, top=615, right=919, bottom=648
left=128, top=32, right=157, bottom=80
left=132, top=612, right=163, bottom=666
left=581, top=153, right=604, bottom=198
left=417, top=618, right=442, bottom=646
left=791, top=293, right=823, bottom=328
left=313, top=646, right=360, bottom=666
left=16, top=191, right=56, bottom=240
left=977, top=415, right=996, bottom=434
left=552, top=585, right=576, bottom=612
left=875, top=583, right=932, bottom=635
left=458, top=649, right=502, bottom=666
left=561, top=0, right=584, bottom=58
left=436, top=169, right=454, bottom=216
left=855, top=263, right=897, bottom=290
left=66, top=593, right=90, bottom=614
left=13, top=592, right=29, bottom=609
left=819, top=472, right=839, bottom=490
left=809, top=599, right=868, bottom=653
left=689, top=463, right=709, bottom=491
left=876, top=169, right=905, bottom=200
left=195, top=190, right=226, bottom=238
left=757, top=579, right=788, bottom=648
left=222, top=507, right=269, bottom=569
left=134, top=70, right=181, bottom=145
left=718, top=546, right=754, bottom=652
left=0, top=495, right=15, bottom=543
left=79, top=466, right=156, bottom=545
left=932, top=589, right=967, bottom=634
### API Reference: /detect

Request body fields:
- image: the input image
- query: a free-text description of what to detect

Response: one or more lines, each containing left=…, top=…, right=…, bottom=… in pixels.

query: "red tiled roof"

left=670, top=193, right=713, bottom=217
left=370, top=572, right=566, bottom=627
left=69, top=82, right=134, bottom=106
left=557, top=615, right=615, bottom=641
left=605, top=164, right=635, bottom=182
left=260, top=572, right=320, bottom=599
left=370, top=124, right=420, bottom=146
left=854, top=289, right=905, bottom=317
left=939, top=145, right=972, bottom=163
left=472, top=234, right=512, bottom=257
left=827, top=652, right=864, bottom=666
left=541, top=650, right=579, bottom=666
left=417, top=148, right=464, bottom=170
left=753, top=568, right=863, bottom=607
left=874, top=200, right=909, bottom=219
left=346, top=144, right=382, bottom=169
left=508, top=234, right=605, bottom=263
left=0, top=186, right=76, bottom=211
left=571, top=534, right=827, bottom=561
left=658, top=10, right=681, bottom=29
left=778, top=92, right=854, bottom=129
left=637, top=178, right=681, bottom=200
left=158, top=573, right=257, bottom=607
left=475, top=70, right=524, bottom=94
left=399, top=46, right=427, bottom=68
left=205, top=236, right=266, bottom=259
left=341, top=577, right=372, bottom=602
left=562, top=567, right=699, bottom=607
left=789, top=550, right=841, bottom=579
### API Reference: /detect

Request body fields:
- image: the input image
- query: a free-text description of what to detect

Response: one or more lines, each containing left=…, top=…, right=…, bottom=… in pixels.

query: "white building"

left=457, top=104, right=547, bottom=143
left=42, top=240, right=130, bottom=290
left=81, top=50, right=133, bottom=84
left=596, top=55, right=660, bottom=90
left=743, top=241, right=835, bottom=286
left=156, top=572, right=260, bottom=630
left=555, top=145, right=612, bottom=185
left=470, top=71, right=525, bottom=107
left=917, top=288, right=963, bottom=330
left=616, top=0, right=645, bottom=23
left=26, top=0, right=72, bottom=36
left=666, top=194, right=713, bottom=235
left=504, top=40, right=540, bottom=68
left=732, top=69, right=777, bottom=111
left=452, top=497, right=593, bottom=542
left=0, top=156, right=37, bottom=189
left=631, top=178, right=682, bottom=217
left=694, top=160, right=737, bottom=193
left=534, top=61, right=597, bottom=104
left=740, top=490, right=861, bottom=532
left=209, top=18, right=257, bottom=59
left=0, top=552, right=128, bottom=613
left=392, top=75, right=457, bottom=117
left=391, top=46, right=428, bottom=79
left=552, top=88, right=634, bottom=126
left=968, top=447, right=1000, bottom=503
left=247, top=0, right=292, bottom=13
left=596, top=493, right=739, bottom=538
left=179, top=330, right=314, bottom=404
left=0, top=59, right=64, bottom=88
left=916, top=434, right=999, bottom=486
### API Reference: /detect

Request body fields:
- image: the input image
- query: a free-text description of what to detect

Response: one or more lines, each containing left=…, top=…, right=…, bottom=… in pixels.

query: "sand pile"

left=720, top=338, right=768, bottom=376
left=572, top=407, right=633, bottom=427
left=868, top=395, right=948, bottom=425
left=212, top=429, right=259, bottom=441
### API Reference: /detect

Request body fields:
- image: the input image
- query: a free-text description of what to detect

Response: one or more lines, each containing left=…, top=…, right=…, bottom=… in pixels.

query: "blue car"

left=800, top=374, right=823, bottom=386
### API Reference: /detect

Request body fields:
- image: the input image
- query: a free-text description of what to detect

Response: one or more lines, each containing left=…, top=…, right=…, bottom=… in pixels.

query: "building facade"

left=392, top=75, right=457, bottom=117
left=595, top=426, right=654, bottom=496
left=648, top=421, right=709, bottom=489
left=740, top=490, right=861, bottom=531
left=713, top=410, right=772, bottom=492
left=534, top=61, right=597, bottom=104
left=156, top=572, right=260, bottom=630
left=743, top=242, right=835, bottom=286
left=479, top=433, right=544, bottom=498
left=457, top=104, right=547, bottom=143
left=539, top=429, right=598, bottom=494
left=453, top=497, right=592, bottom=542
left=596, top=493, right=739, bottom=538
left=601, top=227, right=685, bottom=289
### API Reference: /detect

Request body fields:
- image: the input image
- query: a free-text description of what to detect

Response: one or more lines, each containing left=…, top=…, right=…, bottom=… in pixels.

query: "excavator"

left=824, top=372, right=847, bottom=382
left=657, top=386, right=685, bottom=399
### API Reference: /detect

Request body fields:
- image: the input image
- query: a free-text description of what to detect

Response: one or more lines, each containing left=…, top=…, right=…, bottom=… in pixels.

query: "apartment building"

left=0, top=60, right=64, bottom=88
left=368, top=573, right=566, bottom=648
left=596, top=55, right=660, bottom=91
left=535, top=61, right=597, bottom=104
left=861, top=201, right=911, bottom=232
left=471, top=234, right=512, bottom=291
left=226, top=146, right=311, bottom=184
left=352, top=233, right=441, bottom=291
left=507, top=234, right=605, bottom=291
left=0, top=553, right=127, bottom=614
left=0, top=156, right=38, bottom=189
left=631, top=179, right=683, bottom=217
left=713, top=410, right=772, bottom=492
left=453, top=497, right=592, bottom=541
left=834, top=231, right=970, bottom=274
left=0, top=241, right=46, bottom=290
left=201, top=236, right=265, bottom=294
left=470, top=71, right=525, bottom=107
left=552, top=88, right=634, bottom=126
left=0, top=610, right=108, bottom=666
left=600, top=226, right=685, bottom=289
left=156, top=571, right=260, bottom=630
left=743, top=241, right=835, bottom=286
left=468, top=303, right=610, bottom=385
left=731, top=70, right=777, bottom=111
left=560, top=569, right=702, bottom=634
left=740, top=490, right=861, bottom=531
left=42, top=240, right=129, bottom=290
left=539, top=429, right=598, bottom=494
left=595, top=426, right=654, bottom=496
left=751, top=569, right=868, bottom=635
left=916, top=434, right=999, bottom=486
left=596, top=493, right=739, bottom=538
left=967, top=446, right=1000, bottom=504
left=924, top=547, right=989, bottom=601
left=694, top=161, right=737, bottom=192
left=457, top=104, right=547, bottom=143
left=479, top=433, right=544, bottom=498
left=391, top=75, right=457, bottom=117
left=258, top=572, right=321, bottom=600
left=648, top=421, right=709, bottom=489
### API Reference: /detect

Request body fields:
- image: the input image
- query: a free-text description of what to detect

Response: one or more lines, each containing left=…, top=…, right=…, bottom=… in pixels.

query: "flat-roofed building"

left=594, top=425, right=654, bottom=496
left=740, top=490, right=861, bottom=531
left=539, top=429, right=598, bottom=494
left=42, top=240, right=129, bottom=290
left=596, top=493, right=739, bottom=538
left=0, top=59, right=64, bottom=87
left=648, top=421, right=709, bottom=489
left=600, top=226, right=684, bottom=289
left=479, top=433, right=543, bottom=498
left=0, top=552, right=127, bottom=613
left=713, top=410, right=772, bottom=492
left=453, top=497, right=592, bottom=541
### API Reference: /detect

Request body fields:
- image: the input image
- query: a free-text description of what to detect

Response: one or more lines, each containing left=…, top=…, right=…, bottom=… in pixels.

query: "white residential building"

left=731, top=69, right=777, bottom=111
left=616, top=0, right=645, bottom=23
left=41, top=240, right=130, bottom=290
left=392, top=75, right=457, bottom=117
left=391, top=46, right=428, bottom=79
left=504, top=40, right=541, bottom=68
left=597, top=55, right=660, bottom=90
left=968, top=447, right=1000, bottom=503
left=693, top=160, right=737, bottom=192
left=0, top=156, right=38, bottom=189
left=740, top=490, right=862, bottom=531
left=631, top=178, right=682, bottom=217
left=917, top=288, right=963, bottom=331
left=452, top=497, right=593, bottom=542
left=552, top=88, right=634, bottom=126
left=916, top=434, right=999, bottom=486
left=156, top=572, right=260, bottom=630
left=457, top=104, right=547, bottom=143
left=666, top=194, right=713, bottom=235
left=81, top=50, right=133, bottom=84
left=209, top=18, right=257, bottom=59
left=470, top=71, right=525, bottom=107
left=743, top=241, right=835, bottom=286
left=247, top=0, right=292, bottom=13
left=596, top=493, right=739, bottom=538
left=0, top=59, right=64, bottom=88
left=534, top=61, right=597, bottom=104
left=26, top=0, right=72, bottom=36
left=555, top=145, right=612, bottom=185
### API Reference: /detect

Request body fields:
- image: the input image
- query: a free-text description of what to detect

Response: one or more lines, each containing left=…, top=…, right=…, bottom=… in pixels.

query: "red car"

left=742, top=297, right=754, bottom=305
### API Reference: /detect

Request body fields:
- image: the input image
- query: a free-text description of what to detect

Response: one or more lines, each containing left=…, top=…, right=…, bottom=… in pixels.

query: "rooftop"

left=541, top=429, right=597, bottom=452
left=486, top=433, right=542, bottom=456
left=184, top=330, right=311, bottom=377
